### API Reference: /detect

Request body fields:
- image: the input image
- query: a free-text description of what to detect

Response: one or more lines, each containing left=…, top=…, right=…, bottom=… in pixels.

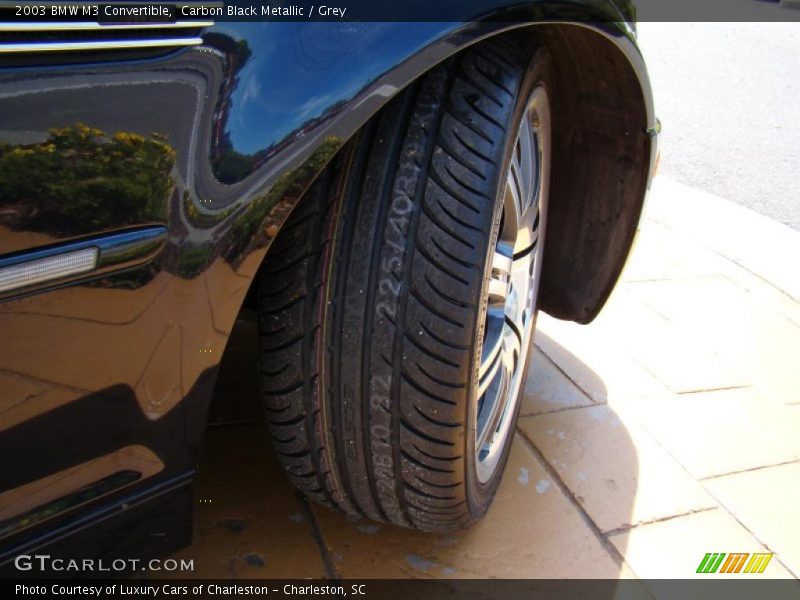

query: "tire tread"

left=258, top=34, right=535, bottom=531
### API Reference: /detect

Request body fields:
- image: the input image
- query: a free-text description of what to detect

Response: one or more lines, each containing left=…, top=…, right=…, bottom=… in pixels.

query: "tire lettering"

left=379, top=278, right=400, bottom=298
left=383, top=255, right=402, bottom=274
left=368, top=376, right=402, bottom=519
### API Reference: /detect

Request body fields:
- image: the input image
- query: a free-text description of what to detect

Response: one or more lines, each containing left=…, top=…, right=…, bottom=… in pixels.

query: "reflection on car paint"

left=0, top=16, right=653, bottom=563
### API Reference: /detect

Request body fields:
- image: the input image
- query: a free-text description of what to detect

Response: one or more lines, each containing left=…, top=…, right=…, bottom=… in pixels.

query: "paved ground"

left=168, top=176, right=800, bottom=583
left=637, top=22, right=800, bottom=230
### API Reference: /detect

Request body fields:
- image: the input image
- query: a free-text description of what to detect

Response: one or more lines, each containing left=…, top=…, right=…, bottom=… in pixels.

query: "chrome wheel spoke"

left=476, top=368, right=506, bottom=452
left=506, top=252, right=534, bottom=329
left=476, top=322, right=520, bottom=452
left=501, top=165, right=522, bottom=249
left=479, top=313, right=504, bottom=380
left=502, top=319, right=522, bottom=374
left=477, top=342, right=503, bottom=401
left=487, top=250, right=512, bottom=307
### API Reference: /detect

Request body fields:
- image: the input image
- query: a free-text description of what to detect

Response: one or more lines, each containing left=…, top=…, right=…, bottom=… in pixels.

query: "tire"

left=257, top=34, right=552, bottom=531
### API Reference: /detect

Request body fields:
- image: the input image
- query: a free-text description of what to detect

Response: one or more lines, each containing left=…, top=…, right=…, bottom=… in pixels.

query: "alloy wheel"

left=475, top=86, right=550, bottom=483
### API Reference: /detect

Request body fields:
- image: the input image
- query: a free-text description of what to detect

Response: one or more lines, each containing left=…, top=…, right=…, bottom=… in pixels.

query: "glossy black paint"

left=0, top=3, right=654, bottom=568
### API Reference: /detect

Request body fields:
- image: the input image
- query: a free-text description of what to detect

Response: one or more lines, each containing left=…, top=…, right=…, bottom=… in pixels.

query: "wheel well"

left=245, top=24, right=653, bottom=323
left=530, top=24, right=653, bottom=323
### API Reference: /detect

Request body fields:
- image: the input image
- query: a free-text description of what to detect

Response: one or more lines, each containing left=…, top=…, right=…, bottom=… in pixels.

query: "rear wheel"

left=257, top=35, right=552, bottom=531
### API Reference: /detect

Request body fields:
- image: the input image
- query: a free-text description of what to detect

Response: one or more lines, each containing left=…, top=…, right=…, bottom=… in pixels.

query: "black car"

left=0, top=1, right=656, bottom=572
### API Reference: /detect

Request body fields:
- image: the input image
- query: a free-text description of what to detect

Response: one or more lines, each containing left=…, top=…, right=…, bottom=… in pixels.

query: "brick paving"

left=172, top=177, right=800, bottom=582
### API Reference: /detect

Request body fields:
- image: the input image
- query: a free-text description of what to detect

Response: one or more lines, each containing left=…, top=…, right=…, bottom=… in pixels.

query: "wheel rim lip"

left=474, top=87, right=549, bottom=484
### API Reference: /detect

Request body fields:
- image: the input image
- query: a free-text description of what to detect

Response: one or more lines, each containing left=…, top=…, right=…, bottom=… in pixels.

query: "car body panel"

left=0, top=5, right=654, bottom=568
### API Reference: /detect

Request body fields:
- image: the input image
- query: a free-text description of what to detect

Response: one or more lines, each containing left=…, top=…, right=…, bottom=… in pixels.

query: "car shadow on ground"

left=164, top=317, right=640, bottom=587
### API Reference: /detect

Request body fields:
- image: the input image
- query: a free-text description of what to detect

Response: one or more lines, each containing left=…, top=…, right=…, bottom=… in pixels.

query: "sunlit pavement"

left=165, top=176, right=800, bottom=582
left=637, top=23, right=800, bottom=231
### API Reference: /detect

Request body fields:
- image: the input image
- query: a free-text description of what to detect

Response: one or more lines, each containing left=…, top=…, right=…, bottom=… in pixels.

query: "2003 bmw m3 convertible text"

left=0, top=1, right=656, bottom=572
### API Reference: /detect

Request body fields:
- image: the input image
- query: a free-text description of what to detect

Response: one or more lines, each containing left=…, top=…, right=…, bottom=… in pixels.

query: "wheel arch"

left=530, top=23, right=656, bottom=323
left=243, top=21, right=656, bottom=325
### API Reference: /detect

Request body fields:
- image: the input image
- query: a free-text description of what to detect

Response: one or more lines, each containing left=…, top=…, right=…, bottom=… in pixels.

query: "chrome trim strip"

left=0, top=247, right=98, bottom=293
left=0, top=37, right=203, bottom=53
left=0, top=21, right=214, bottom=31
left=0, top=226, right=168, bottom=299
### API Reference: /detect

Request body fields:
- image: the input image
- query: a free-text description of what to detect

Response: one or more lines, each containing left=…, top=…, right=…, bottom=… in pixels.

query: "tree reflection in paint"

left=0, top=123, right=174, bottom=237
